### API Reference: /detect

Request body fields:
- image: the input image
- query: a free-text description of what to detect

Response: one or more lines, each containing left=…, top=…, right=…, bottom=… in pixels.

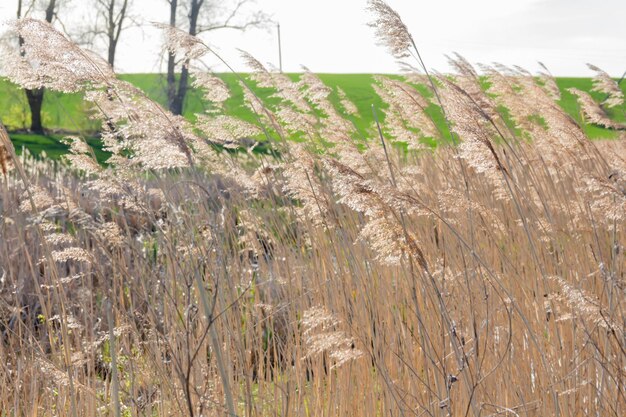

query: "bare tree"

left=86, top=0, right=132, bottom=68
left=17, top=0, right=60, bottom=133
left=166, top=0, right=270, bottom=115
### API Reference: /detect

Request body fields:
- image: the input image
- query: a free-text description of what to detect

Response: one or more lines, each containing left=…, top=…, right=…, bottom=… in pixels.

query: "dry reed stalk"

left=0, top=126, right=13, bottom=176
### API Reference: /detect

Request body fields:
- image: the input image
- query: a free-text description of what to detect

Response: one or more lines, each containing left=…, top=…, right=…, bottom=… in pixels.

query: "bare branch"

left=78, top=0, right=134, bottom=67
left=197, top=17, right=268, bottom=33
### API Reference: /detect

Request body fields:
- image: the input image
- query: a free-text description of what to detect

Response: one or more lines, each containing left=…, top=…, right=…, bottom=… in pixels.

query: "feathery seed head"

left=192, top=72, right=231, bottom=105
left=5, top=18, right=114, bottom=93
left=239, top=49, right=269, bottom=73
left=568, top=88, right=626, bottom=130
left=367, top=0, right=412, bottom=59
left=154, top=22, right=207, bottom=64
left=587, top=63, right=624, bottom=108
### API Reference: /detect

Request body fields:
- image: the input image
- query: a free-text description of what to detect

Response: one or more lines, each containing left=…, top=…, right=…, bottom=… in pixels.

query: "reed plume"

left=569, top=87, right=626, bottom=130
left=588, top=63, right=624, bottom=108
left=367, top=0, right=412, bottom=59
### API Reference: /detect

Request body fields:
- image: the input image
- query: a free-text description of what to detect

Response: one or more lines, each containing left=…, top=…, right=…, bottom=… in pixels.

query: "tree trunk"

left=171, top=66, right=188, bottom=116
left=21, top=0, right=56, bottom=133
left=106, top=0, right=128, bottom=69
left=108, top=39, right=117, bottom=67
left=26, top=88, right=44, bottom=134
left=107, top=0, right=116, bottom=67
left=166, top=0, right=178, bottom=113
left=45, top=0, right=56, bottom=21
left=168, top=0, right=201, bottom=116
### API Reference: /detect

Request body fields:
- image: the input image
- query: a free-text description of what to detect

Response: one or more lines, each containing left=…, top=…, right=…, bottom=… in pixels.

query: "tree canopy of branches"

left=88, top=0, right=132, bottom=68
left=166, top=0, right=270, bottom=115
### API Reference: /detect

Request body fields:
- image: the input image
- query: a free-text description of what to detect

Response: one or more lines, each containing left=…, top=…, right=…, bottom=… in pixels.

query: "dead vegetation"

left=0, top=2, right=625, bottom=416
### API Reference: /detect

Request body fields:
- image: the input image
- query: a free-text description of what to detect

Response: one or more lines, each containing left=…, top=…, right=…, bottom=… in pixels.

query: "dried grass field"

left=1, top=1, right=625, bottom=416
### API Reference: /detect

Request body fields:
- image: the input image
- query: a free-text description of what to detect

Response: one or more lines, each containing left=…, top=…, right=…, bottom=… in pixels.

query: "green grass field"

left=1, top=74, right=624, bottom=160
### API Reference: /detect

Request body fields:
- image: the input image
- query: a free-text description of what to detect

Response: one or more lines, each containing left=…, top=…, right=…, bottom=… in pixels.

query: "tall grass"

left=1, top=4, right=625, bottom=416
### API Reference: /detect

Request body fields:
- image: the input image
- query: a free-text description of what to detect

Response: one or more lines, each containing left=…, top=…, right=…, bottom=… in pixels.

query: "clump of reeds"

left=0, top=2, right=624, bottom=416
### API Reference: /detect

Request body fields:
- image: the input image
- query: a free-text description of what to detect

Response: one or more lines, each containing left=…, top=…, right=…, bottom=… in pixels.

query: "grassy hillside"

left=1, top=74, right=624, bottom=159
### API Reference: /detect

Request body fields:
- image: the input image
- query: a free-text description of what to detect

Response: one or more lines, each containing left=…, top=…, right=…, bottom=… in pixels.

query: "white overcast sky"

left=1, top=0, right=625, bottom=76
